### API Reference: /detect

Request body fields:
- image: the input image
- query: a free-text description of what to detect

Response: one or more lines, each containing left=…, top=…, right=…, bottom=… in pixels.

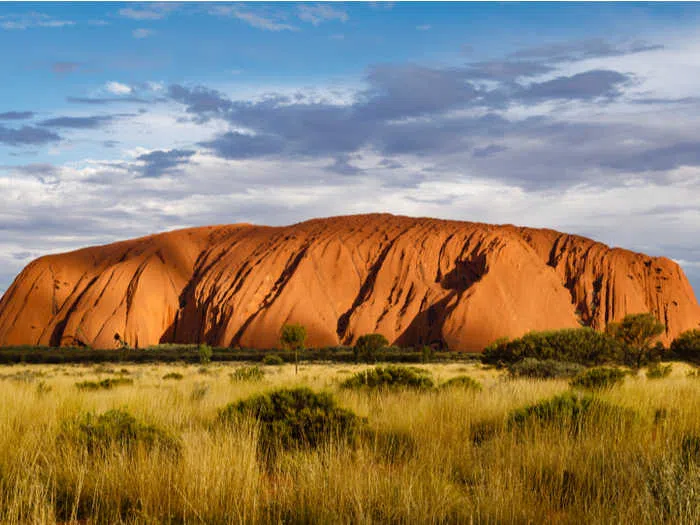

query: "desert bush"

left=231, top=366, right=264, bottom=382
left=340, top=365, right=435, bottom=390
left=606, top=313, right=666, bottom=368
left=570, top=367, right=626, bottom=390
left=439, top=375, right=482, bottom=391
left=219, top=387, right=364, bottom=455
left=198, top=344, right=213, bottom=365
left=162, top=372, right=184, bottom=380
left=508, top=358, right=585, bottom=379
left=507, top=391, right=638, bottom=435
left=353, top=333, right=389, bottom=363
left=670, top=329, right=700, bottom=364
left=483, top=328, right=622, bottom=366
left=75, top=377, right=134, bottom=391
left=262, top=354, right=285, bottom=366
left=646, top=363, right=673, bottom=379
left=60, top=409, right=181, bottom=455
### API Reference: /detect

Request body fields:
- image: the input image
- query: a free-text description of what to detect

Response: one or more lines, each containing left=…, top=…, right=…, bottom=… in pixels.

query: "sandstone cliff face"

left=0, top=214, right=698, bottom=351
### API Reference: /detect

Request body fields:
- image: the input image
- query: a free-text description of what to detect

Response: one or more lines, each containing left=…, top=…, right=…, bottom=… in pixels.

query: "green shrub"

left=508, top=358, right=585, bottom=379
left=340, top=365, right=435, bottom=390
left=60, top=409, right=180, bottom=455
left=570, top=367, right=626, bottom=390
left=507, top=392, right=638, bottom=435
left=75, top=377, right=133, bottom=391
left=440, top=375, right=482, bottom=391
left=606, top=313, right=666, bottom=368
left=483, top=328, right=622, bottom=366
left=670, top=329, right=700, bottom=364
left=219, top=387, right=364, bottom=455
left=353, top=333, right=389, bottom=363
left=198, top=344, right=213, bottom=365
left=162, top=372, right=184, bottom=380
left=262, top=354, right=285, bottom=366
left=231, top=365, right=264, bottom=382
left=646, top=363, right=673, bottom=379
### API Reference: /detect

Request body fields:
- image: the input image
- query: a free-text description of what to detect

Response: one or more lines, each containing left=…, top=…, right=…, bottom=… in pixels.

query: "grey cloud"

left=511, top=38, right=663, bottom=63
left=603, top=141, right=700, bottom=172
left=199, top=132, right=284, bottom=159
left=137, top=149, right=196, bottom=178
left=0, top=111, right=34, bottom=120
left=473, top=144, right=508, bottom=158
left=67, top=96, right=151, bottom=105
left=168, top=84, right=232, bottom=120
left=326, top=155, right=362, bottom=176
left=0, top=125, right=60, bottom=146
left=39, top=115, right=115, bottom=129
left=521, top=70, right=631, bottom=101
left=465, top=60, right=554, bottom=81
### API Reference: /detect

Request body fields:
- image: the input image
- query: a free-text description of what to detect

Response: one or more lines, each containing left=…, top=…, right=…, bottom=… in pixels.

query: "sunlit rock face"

left=1, top=214, right=698, bottom=351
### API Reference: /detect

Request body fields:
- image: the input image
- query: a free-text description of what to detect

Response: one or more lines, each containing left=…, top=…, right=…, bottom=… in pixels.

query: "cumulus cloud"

left=136, top=148, right=196, bottom=178
left=3, top=35, right=700, bottom=296
left=105, top=81, right=133, bottom=95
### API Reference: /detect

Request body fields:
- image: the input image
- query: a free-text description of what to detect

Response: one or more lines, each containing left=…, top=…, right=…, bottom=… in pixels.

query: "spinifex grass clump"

left=569, top=367, right=626, bottom=390
left=219, top=387, right=365, bottom=456
left=508, top=358, right=585, bottom=379
left=646, top=363, right=673, bottom=379
left=75, top=377, right=133, bottom=391
left=439, top=375, right=482, bottom=391
left=340, top=365, right=434, bottom=390
left=231, top=365, right=264, bottom=382
left=60, top=409, right=181, bottom=455
left=162, top=372, right=183, bottom=380
left=508, top=391, right=638, bottom=437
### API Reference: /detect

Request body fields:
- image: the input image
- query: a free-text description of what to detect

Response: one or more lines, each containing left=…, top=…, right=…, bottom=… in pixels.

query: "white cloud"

left=132, top=28, right=155, bottom=39
left=298, top=4, right=349, bottom=26
left=416, top=24, right=432, bottom=31
left=0, top=12, right=74, bottom=30
left=210, top=5, right=298, bottom=31
left=104, top=81, right=133, bottom=95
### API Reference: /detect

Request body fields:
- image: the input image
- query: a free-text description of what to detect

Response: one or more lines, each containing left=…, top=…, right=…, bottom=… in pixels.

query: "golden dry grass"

left=0, top=361, right=697, bottom=523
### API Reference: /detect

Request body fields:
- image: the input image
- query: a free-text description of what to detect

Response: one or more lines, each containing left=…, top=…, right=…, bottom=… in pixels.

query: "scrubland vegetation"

left=0, top=315, right=698, bottom=522
left=0, top=359, right=697, bottom=523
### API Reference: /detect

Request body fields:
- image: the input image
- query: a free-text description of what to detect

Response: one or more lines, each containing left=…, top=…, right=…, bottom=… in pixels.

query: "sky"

left=1, top=2, right=700, bottom=297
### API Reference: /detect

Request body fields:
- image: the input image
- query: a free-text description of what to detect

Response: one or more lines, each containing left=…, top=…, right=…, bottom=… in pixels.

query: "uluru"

left=0, top=214, right=698, bottom=351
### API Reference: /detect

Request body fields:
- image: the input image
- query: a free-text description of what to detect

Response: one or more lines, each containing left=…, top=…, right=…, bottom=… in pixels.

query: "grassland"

left=0, top=361, right=697, bottom=524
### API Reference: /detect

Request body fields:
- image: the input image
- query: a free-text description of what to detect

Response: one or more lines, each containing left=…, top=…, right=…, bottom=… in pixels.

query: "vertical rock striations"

left=0, top=214, right=698, bottom=351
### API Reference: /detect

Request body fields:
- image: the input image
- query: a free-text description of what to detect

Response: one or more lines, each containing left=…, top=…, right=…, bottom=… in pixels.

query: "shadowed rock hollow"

left=0, top=214, right=698, bottom=351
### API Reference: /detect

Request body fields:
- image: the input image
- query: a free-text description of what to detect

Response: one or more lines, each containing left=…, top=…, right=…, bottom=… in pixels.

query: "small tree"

left=280, top=323, right=306, bottom=374
left=606, top=313, right=665, bottom=368
left=354, top=333, right=389, bottom=363
left=198, top=344, right=213, bottom=365
left=670, top=329, right=700, bottom=364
